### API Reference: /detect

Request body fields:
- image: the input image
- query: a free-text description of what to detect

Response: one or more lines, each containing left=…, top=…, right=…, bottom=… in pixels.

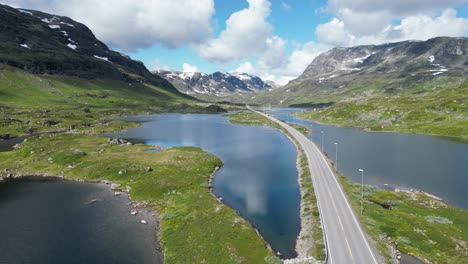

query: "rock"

left=41, top=120, right=60, bottom=126
left=131, top=211, right=138, bottom=215
left=82, top=106, right=91, bottom=113
left=26, top=127, right=34, bottom=134
left=0, top=134, right=11, bottom=140
left=114, top=192, right=122, bottom=196
left=30, top=151, right=35, bottom=155
left=140, top=220, right=148, bottom=224
left=67, top=165, right=74, bottom=169
left=110, top=183, right=121, bottom=190
left=126, top=142, right=132, bottom=146
left=107, top=138, right=128, bottom=145
left=118, top=169, right=127, bottom=175
left=47, top=157, right=54, bottom=163
left=145, top=166, right=152, bottom=172
left=13, top=144, right=22, bottom=149
left=71, top=149, right=86, bottom=156
left=125, top=186, right=131, bottom=192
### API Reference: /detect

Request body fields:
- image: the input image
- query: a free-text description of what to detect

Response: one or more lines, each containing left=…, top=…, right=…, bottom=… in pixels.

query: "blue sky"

left=3, top=0, right=468, bottom=84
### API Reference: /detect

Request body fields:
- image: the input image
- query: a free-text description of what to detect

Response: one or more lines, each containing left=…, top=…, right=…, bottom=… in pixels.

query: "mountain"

left=154, top=70, right=276, bottom=98
left=249, top=37, right=467, bottom=106
left=0, top=4, right=185, bottom=95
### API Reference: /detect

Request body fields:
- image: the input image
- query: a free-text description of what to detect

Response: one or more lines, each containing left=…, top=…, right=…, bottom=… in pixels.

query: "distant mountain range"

left=247, top=37, right=467, bottom=106
left=153, top=70, right=277, bottom=98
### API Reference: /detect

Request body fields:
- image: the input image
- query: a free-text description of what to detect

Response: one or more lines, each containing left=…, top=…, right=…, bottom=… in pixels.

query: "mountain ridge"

left=0, top=4, right=187, bottom=96
left=153, top=70, right=276, bottom=98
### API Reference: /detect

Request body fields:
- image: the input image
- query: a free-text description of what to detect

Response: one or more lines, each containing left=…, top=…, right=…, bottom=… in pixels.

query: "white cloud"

left=280, top=0, right=291, bottom=12
left=197, top=0, right=272, bottom=63
left=2, top=0, right=215, bottom=52
left=235, top=41, right=329, bottom=85
left=327, top=0, right=467, bottom=17
left=316, top=8, right=468, bottom=47
left=315, top=18, right=352, bottom=47
left=182, top=63, right=199, bottom=72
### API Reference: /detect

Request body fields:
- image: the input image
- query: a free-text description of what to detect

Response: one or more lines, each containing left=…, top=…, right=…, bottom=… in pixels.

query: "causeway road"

left=253, top=109, right=378, bottom=264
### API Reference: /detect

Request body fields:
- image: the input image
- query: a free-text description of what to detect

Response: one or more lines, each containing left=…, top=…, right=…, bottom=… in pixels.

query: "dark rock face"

left=153, top=70, right=276, bottom=98
left=0, top=4, right=183, bottom=95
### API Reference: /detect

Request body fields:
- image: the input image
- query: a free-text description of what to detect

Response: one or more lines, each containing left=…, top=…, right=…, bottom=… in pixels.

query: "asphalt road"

left=254, top=110, right=379, bottom=264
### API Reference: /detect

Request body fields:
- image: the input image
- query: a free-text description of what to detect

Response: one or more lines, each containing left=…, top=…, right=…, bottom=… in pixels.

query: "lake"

left=105, top=114, right=301, bottom=258
left=269, top=108, right=468, bottom=209
left=0, top=179, right=161, bottom=264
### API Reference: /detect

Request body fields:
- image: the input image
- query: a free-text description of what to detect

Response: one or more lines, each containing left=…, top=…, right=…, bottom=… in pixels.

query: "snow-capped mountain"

left=153, top=70, right=276, bottom=97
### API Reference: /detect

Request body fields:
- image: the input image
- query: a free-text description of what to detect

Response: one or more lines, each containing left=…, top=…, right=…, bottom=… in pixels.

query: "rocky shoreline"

left=0, top=173, right=164, bottom=264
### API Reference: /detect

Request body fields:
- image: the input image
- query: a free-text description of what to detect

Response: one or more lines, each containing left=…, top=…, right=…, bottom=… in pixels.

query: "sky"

left=2, top=0, right=468, bottom=84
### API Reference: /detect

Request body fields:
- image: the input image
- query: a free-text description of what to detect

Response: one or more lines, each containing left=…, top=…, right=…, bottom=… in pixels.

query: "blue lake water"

left=269, top=108, right=468, bottom=209
left=105, top=114, right=301, bottom=258
left=0, top=179, right=161, bottom=264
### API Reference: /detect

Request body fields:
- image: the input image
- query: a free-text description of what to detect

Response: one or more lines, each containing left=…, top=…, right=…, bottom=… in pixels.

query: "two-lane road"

left=253, top=109, right=378, bottom=264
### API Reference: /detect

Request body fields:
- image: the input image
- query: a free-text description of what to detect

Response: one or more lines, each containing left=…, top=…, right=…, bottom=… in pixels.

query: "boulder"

left=110, top=183, right=121, bottom=190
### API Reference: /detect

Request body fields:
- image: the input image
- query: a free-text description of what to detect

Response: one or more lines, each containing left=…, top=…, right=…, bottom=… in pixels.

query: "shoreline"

left=292, top=112, right=467, bottom=143
left=0, top=173, right=164, bottom=264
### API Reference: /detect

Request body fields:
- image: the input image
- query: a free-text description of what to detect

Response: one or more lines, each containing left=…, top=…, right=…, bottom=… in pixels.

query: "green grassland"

left=0, top=120, right=277, bottom=264
left=227, top=111, right=325, bottom=261
left=296, top=77, right=468, bottom=140
left=0, top=65, right=225, bottom=138
left=338, top=173, right=468, bottom=264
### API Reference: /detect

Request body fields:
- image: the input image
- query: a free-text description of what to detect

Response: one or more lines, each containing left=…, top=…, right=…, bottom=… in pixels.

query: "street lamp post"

left=334, top=142, right=338, bottom=171
left=359, top=169, right=364, bottom=216
left=320, top=131, right=324, bottom=152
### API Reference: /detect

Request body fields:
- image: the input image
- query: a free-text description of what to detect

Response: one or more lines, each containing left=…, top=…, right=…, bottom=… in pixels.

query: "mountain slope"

left=0, top=4, right=186, bottom=96
left=248, top=37, right=467, bottom=139
left=249, top=37, right=467, bottom=106
left=0, top=4, right=223, bottom=138
left=154, top=70, right=275, bottom=99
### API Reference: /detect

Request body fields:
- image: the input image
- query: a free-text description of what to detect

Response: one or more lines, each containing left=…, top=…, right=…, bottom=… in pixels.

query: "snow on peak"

left=60, top=21, right=75, bottom=27
left=428, top=55, right=435, bottom=63
left=231, top=72, right=252, bottom=81
left=41, top=17, right=59, bottom=24
left=18, top=9, right=33, bottom=15
left=67, top=43, right=77, bottom=50
left=94, top=55, right=111, bottom=63
left=20, top=44, right=30, bottom=49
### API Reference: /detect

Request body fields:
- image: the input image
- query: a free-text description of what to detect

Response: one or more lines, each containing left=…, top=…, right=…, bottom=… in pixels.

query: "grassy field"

left=338, top=173, right=468, bottom=264
left=0, top=66, right=226, bottom=138
left=227, top=111, right=326, bottom=261
left=296, top=77, right=468, bottom=140
left=0, top=120, right=278, bottom=264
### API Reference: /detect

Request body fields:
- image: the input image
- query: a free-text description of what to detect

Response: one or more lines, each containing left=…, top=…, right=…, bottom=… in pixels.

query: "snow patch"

left=428, top=55, right=435, bottom=63
left=18, top=9, right=33, bottom=15
left=61, top=31, right=68, bottom=36
left=59, top=21, right=75, bottom=27
left=48, top=25, right=60, bottom=29
left=93, top=55, right=111, bottom=62
left=67, top=43, right=77, bottom=50
left=19, top=44, right=30, bottom=49
left=68, top=38, right=77, bottom=44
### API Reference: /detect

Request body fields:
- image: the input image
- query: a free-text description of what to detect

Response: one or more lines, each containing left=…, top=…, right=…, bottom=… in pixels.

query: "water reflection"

left=105, top=114, right=301, bottom=258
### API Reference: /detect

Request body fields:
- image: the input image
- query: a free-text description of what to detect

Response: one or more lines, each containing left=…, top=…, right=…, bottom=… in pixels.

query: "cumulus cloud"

left=182, top=63, right=199, bottom=72
left=328, top=0, right=467, bottom=15
left=316, top=8, right=468, bottom=47
left=235, top=41, right=329, bottom=85
left=196, top=0, right=272, bottom=63
left=2, top=0, right=215, bottom=51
